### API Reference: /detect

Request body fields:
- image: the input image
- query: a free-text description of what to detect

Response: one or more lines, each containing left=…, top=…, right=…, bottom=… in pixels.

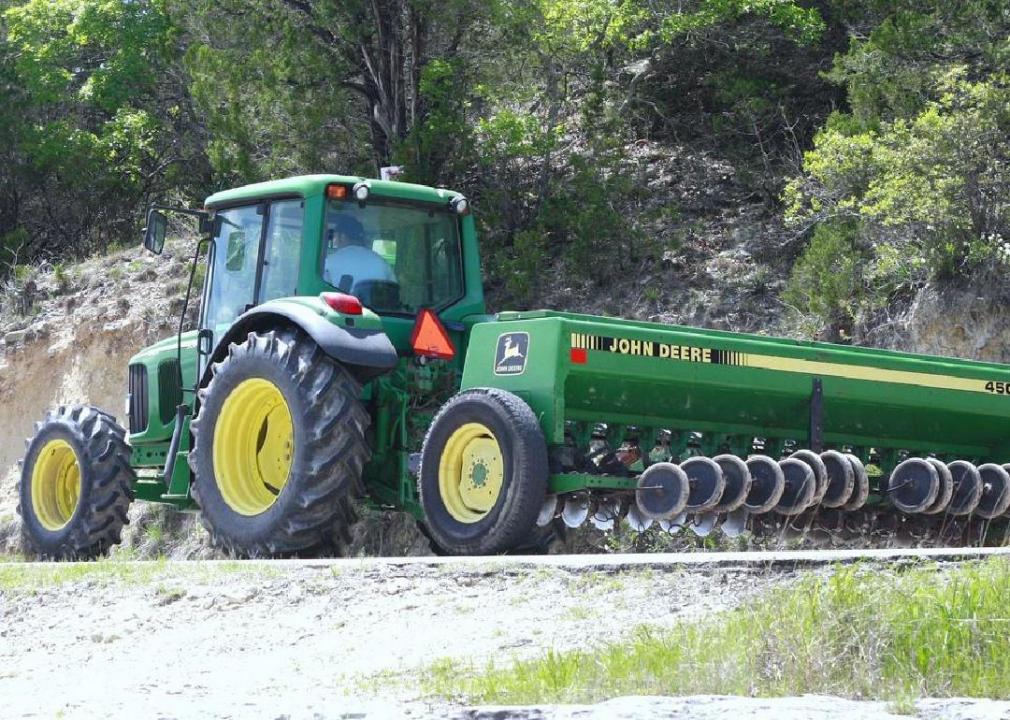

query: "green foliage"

left=0, top=0, right=1003, bottom=326
left=540, top=154, right=637, bottom=282
left=787, top=12, right=1010, bottom=329
left=52, top=262, right=69, bottom=293
left=493, top=229, right=549, bottom=302
left=183, top=0, right=363, bottom=183
left=424, top=559, right=1010, bottom=703
left=397, top=58, right=475, bottom=182
left=778, top=2, right=1010, bottom=332
left=0, top=0, right=206, bottom=272
left=783, top=220, right=865, bottom=334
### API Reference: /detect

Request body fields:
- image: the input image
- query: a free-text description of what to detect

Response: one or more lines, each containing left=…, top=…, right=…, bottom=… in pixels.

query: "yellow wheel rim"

left=438, top=422, right=504, bottom=523
left=212, top=378, right=294, bottom=516
left=31, top=439, right=82, bottom=531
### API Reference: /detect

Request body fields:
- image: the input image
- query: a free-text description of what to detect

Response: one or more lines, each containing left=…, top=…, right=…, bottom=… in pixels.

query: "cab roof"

left=204, top=174, right=462, bottom=210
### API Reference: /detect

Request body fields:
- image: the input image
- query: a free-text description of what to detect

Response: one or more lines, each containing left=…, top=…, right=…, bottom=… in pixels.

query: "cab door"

left=199, top=199, right=304, bottom=380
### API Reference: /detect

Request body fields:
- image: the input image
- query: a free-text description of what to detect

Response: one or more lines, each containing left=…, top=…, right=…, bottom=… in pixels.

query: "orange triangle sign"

left=410, top=308, right=456, bottom=360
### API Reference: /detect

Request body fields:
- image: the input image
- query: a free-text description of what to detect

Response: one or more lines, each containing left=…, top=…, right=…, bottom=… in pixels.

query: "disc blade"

left=536, top=495, right=559, bottom=527
left=976, top=463, right=1010, bottom=519
left=590, top=497, right=625, bottom=530
left=948, top=460, right=982, bottom=516
left=682, top=457, right=725, bottom=511
left=887, top=457, right=939, bottom=514
left=690, top=513, right=718, bottom=537
left=743, top=455, right=785, bottom=514
left=720, top=507, right=749, bottom=538
left=636, top=462, right=689, bottom=519
left=561, top=496, right=590, bottom=528
left=922, top=458, right=953, bottom=515
left=657, top=511, right=686, bottom=533
left=624, top=504, right=654, bottom=532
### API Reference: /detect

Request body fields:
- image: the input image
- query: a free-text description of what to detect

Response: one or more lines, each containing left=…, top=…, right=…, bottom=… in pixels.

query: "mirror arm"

left=148, top=203, right=212, bottom=229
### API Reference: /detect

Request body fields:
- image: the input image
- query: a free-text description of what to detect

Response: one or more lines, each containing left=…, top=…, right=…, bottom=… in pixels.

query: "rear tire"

left=190, top=329, right=370, bottom=557
left=419, top=388, right=548, bottom=555
left=18, top=405, right=134, bottom=560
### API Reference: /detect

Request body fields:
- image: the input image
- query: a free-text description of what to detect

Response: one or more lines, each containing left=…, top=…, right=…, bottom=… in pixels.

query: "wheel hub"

left=439, top=423, right=504, bottom=523
left=31, top=439, right=81, bottom=531
left=213, top=378, right=294, bottom=516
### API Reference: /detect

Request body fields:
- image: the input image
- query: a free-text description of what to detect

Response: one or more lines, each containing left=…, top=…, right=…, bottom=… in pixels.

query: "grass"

left=423, top=558, right=1010, bottom=705
left=0, top=557, right=171, bottom=590
left=0, top=557, right=279, bottom=591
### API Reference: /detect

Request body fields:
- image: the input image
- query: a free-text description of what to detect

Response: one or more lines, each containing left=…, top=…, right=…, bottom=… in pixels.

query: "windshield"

left=322, top=199, right=464, bottom=314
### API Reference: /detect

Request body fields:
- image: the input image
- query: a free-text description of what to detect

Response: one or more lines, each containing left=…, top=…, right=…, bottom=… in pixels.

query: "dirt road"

left=3, top=552, right=1009, bottom=719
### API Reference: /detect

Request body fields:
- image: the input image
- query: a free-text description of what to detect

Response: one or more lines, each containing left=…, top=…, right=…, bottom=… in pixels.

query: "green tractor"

left=18, top=174, right=1010, bottom=559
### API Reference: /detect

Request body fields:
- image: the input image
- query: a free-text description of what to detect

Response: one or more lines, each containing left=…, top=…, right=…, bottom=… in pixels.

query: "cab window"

left=321, top=200, right=463, bottom=314
left=261, top=200, right=303, bottom=302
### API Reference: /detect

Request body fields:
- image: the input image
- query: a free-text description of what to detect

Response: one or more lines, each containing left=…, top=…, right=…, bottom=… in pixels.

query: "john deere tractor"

left=19, top=174, right=1010, bottom=560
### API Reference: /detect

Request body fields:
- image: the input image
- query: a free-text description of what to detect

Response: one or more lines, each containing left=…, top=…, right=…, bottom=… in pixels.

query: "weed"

left=52, top=263, right=70, bottom=293
left=565, top=605, right=593, bottom=621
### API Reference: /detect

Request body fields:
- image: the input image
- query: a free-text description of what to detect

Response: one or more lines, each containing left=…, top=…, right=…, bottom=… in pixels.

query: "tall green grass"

left=424, top=559, right=1010, bottom=704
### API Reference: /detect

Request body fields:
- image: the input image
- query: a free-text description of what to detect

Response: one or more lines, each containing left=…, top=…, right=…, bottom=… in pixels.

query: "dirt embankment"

left=0, top=242, right=195, bottom=552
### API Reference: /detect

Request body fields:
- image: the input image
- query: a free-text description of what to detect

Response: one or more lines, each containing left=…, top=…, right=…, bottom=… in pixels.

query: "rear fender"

left=200, top=302, right=398, bottom=388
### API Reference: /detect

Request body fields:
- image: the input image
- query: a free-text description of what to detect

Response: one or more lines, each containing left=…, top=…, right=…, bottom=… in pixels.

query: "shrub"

left=783, top=221, right=864, bottom=336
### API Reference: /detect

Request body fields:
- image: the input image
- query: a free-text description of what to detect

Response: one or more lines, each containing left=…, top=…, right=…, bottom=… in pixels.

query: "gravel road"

left=2, top=553, right=1008, bottom=719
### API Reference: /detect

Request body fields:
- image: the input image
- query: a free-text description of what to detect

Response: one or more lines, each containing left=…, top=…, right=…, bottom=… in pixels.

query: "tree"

left=177, top=0, right=496, bottom=180
left=785, top=1, right=1010, bottom=330
left=0, top=0, right=207, bottom=265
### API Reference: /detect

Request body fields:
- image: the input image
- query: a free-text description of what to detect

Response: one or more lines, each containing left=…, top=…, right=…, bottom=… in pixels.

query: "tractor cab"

left=146, top=174, right=485, bottom=357
left=123, top=175, right=489, bottom=524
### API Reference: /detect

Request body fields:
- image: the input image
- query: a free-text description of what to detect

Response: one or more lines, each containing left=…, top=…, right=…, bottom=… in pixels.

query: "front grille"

left=128, top=364, right=149, bottom=435
left=158, top=359, right=182, bottom=425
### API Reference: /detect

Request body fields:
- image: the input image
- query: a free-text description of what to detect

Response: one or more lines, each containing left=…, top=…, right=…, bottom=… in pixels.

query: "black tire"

left=418, top=518, right=564, bottom=556
left=189, top=329, right=370, bottom=557
left=18, top=405, right=134, bottom=560
left=418, top=388, right=549, bottom=555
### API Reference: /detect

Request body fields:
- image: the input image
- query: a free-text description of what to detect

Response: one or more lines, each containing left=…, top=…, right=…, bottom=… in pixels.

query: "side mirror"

left=144, top=210, right=168, bottom=255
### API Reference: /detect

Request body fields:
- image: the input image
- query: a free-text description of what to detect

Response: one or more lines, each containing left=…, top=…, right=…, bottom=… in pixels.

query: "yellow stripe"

left=738, top=353, right=991, bottom=395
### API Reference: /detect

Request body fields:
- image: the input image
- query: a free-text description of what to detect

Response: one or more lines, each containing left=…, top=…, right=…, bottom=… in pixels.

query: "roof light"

left=410, top=308, right=456, bottom=360
left=449, top=196, right=469, bottom=215
left=321, top=292, right=363, bottom=315
left=352, top=181, right=370, bottom=203
left=326, top=184, right=348, bottom=200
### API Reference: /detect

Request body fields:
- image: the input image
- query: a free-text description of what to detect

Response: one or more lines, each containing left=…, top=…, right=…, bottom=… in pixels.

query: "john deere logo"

left=494, top=332, right=529, bottom=375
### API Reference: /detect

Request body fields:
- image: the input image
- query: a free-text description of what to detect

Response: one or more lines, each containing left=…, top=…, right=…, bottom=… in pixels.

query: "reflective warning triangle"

left=410, top=308, right=456, bottom=360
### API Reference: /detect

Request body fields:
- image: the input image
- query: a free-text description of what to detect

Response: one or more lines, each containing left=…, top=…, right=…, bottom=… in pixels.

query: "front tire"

left=419, top=388, right=548, bottom=555
left=190, top=329, right=370, bottom=557
left=18, top=405, right=134, bottom=560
